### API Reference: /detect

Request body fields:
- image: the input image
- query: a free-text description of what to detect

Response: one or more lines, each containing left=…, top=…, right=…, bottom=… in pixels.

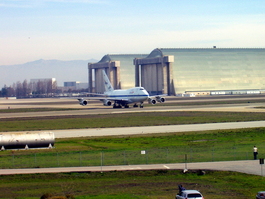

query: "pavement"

left=8, top=120, right=265, bottom=138
left=1, top=160, right=264, bottom=176
left=2, top=121, right=265, bottom=138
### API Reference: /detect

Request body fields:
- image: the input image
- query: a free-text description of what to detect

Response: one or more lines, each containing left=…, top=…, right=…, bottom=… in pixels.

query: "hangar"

left=88, top=48, right=265, bottom=96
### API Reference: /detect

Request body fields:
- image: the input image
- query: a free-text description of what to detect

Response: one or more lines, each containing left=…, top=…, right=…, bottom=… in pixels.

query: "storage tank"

left=0, top=132, right=54, bottom=150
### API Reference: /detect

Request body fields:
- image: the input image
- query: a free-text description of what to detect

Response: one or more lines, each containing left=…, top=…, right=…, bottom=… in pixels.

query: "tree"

left=1, top=85, right=15, bottom=97
left=22, top=79, right=30, bottom=97
left=15, top=81, right=23, bottom=98
left=1, top=78, right=58, bottom=98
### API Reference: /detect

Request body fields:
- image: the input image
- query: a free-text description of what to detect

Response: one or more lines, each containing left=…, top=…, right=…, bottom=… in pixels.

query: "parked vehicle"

left=256, top=191, right=265, bottom=199
left=176, top=190, right=204, bottom=199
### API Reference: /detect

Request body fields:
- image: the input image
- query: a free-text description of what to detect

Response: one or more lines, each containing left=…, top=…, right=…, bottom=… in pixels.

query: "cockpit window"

left=140, top=88, right=144, bottom=90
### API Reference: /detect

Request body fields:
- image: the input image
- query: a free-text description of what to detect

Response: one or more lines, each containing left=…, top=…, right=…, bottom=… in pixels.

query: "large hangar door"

left=141, top=64, right=163, bottom=95
left=88, top=61, right=120, bottom=93
left=134, top=55, right=174, bottom=96
left=157, top=64, right=164, bottom=94
left=95, top=69, right=104, bottom=93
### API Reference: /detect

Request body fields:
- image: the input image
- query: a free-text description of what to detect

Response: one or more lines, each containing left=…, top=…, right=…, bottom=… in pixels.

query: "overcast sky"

left=1, top=0, right=265, bottom=65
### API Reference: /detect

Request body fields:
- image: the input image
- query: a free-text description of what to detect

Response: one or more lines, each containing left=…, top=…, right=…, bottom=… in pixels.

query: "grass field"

left=2, top=111, right=265, bottom=131
left=1, top=107, right=265, bottom=198
left=0, top=169, right=264, bottom=198
left=1, top=127, right=265, bottom=169
left=1, top=127, right=265, bottom=198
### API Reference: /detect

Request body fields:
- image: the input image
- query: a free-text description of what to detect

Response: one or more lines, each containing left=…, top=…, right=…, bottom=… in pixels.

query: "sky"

left=1, top=0, right=265, bottom=65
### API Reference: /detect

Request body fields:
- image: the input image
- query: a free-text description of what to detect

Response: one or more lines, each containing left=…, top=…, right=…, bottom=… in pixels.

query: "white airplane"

left=78, top=70, right=165, bottom=108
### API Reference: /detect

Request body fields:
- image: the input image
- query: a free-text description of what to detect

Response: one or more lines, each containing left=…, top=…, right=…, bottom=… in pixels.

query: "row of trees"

left=0, top=80, right=57, bottom=98
left=0, top=80, right=89, bottom=98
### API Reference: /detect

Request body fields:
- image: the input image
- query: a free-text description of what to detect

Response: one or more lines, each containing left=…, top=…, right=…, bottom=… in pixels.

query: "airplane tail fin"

left=102, top=70, right=114, bottom=92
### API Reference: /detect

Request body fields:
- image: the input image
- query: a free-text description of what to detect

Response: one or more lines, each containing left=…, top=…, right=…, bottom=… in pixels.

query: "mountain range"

left=1, top=59, right=98, bottom=87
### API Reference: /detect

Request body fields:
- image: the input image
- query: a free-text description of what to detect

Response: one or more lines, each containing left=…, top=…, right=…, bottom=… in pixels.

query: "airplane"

left=78, top=70, right=165, bottom=108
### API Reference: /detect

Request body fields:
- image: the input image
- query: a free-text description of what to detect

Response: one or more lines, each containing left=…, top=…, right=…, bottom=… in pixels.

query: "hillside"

left=1, top=59, right=98, bottom=87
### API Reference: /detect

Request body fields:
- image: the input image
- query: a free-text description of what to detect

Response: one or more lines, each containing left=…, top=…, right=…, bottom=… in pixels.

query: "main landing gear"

left=113, top=102, right=144, bottom=109
left=113, top=103, right=129, bottom=108
left=113, top=103, right=122, bottom=108
left=134, top=102, right=144, bottom=108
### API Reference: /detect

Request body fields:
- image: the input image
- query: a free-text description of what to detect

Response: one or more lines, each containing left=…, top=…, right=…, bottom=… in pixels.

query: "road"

left=1, top=160, right=264, bottom=176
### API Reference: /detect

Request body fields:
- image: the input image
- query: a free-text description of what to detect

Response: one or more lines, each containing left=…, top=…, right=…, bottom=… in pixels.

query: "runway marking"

left=129, top=167, right=142, bottom=170
left=163, top=165, right=170, bottom=169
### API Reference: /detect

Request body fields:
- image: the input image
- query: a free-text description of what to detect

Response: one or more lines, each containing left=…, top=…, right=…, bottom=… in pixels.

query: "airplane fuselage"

left=104, top=87, right=149, bottom=103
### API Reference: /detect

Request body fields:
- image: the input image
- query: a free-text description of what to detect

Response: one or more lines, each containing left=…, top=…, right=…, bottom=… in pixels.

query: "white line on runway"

left=163, top=165, right=170, bottom=169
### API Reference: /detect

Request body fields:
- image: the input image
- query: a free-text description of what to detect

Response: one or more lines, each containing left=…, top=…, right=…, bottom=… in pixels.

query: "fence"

left=0, top=146, right=259, bottom=169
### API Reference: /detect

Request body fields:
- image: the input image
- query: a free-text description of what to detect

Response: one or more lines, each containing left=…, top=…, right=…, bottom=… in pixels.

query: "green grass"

left=2, top=111, right=265, bottom=131
left=1, top=128, right=265, bottom=168
left=0, top=170, right=264, bottom=199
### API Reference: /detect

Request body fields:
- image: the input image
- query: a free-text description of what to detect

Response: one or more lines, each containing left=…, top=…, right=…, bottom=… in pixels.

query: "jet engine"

left=148, top=98, right=156, bottom=105
left=157, top=97, right=165, bottom=103
left=103, top=99, right=112, bottom=106
left=78, top=99, right=88, bottom=106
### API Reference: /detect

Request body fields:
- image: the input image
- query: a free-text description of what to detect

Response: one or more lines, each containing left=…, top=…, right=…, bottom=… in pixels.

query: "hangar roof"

left=99, top=54, right=147, bottom=63
left=148, top=48, right=265, bottom=58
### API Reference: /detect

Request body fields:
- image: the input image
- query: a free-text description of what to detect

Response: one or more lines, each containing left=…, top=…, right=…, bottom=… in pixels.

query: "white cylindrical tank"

left=0, top=132, right=54, bottom=150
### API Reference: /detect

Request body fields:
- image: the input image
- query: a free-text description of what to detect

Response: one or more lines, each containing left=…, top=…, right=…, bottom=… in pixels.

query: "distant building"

left=134, top=48, right=265, bottom=95
left=64, top=81, right=88, bottom=90
left=64, top=81, right=78, bottom=87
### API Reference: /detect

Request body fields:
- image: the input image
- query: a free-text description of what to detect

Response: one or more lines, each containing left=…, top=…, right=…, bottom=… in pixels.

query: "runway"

left=52, top=121, right=265, bottom=138
left=1, top=96, right=265, bottom=119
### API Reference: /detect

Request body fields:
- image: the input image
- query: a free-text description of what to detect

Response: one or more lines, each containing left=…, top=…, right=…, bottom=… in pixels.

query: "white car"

left=176, top=190, right=204, bottom=199
left=256, top=191, right=265, bottom=199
